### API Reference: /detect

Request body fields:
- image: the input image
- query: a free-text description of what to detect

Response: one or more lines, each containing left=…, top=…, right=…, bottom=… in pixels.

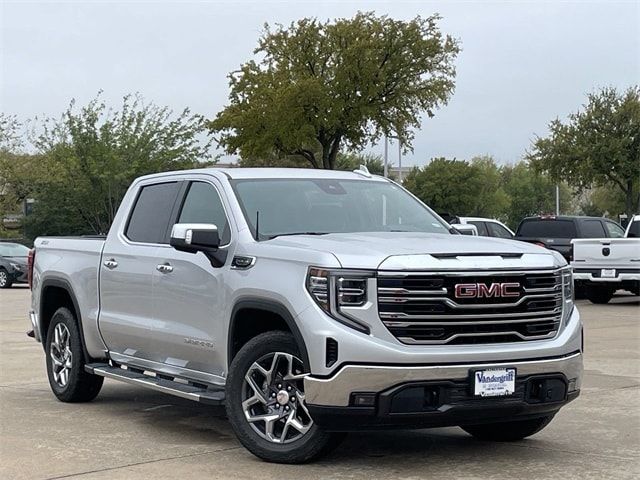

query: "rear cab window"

left=516, top=219, right=577, bottom=238
left=125, top=182, right=180, bottom=244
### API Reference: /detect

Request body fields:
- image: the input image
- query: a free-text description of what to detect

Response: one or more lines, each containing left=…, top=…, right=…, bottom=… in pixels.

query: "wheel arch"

left=39, top=277, right=92, bottom=363
left=228, top=298, right=309, bottom=369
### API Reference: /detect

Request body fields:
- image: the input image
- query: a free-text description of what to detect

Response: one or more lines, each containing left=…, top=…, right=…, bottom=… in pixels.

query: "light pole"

left=383, top=136, right=389, bottom=178
left=555, top=185, right=560, bottom=215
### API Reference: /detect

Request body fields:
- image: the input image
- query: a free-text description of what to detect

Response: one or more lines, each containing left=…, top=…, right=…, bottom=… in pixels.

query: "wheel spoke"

left=49, top=323, right=72, bottom=388
left=242, top=350, right=314, bottom=445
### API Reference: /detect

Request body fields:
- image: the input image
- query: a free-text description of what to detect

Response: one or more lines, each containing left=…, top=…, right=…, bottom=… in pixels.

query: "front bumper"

left=304, top=351, right=582, bottom=430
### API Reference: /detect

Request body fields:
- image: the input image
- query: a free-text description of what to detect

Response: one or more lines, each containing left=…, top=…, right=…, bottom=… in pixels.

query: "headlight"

left=561, top=267, right=574, bottom=327
left=9, top=262, right=23, bottom=271
left=306, top=267, right=373, bottom=333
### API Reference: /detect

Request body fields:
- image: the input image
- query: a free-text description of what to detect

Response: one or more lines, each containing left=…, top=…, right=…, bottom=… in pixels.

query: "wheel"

left=585, top=286, right=615, bottom=304
left=461, top=415, right=555, bottom=441
left=0, top=268, right=13, bottom=288
left=225, top=331, right=344, bottom=463
left=45, top=307, right=103, bottom=402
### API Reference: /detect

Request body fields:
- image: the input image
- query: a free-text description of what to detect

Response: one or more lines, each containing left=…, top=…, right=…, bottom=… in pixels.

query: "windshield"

left=231, top=178, right=449, bottom=239
left=0, top=243, right=30, bottom=257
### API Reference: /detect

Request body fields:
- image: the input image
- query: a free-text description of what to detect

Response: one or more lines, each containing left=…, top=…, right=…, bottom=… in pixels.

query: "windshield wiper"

left=266, top=232, right=330, bottom=240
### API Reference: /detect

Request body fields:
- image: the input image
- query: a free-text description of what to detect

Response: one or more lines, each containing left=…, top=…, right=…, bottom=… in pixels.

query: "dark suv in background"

left=515, top=215, right=625, bottom=262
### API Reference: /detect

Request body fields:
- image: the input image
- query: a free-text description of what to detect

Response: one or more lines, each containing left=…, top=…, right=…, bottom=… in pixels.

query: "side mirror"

left=170, top=223, right=220, bottom=253
left=452, top=224, right=478, bottom=236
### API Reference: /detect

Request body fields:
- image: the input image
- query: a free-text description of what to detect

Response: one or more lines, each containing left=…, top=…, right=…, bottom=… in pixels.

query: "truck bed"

left=32, top=236, right=107, bottom=355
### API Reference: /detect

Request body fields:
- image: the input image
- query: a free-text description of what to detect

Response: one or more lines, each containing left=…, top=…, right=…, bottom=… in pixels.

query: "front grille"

left=377, top=270, right=562, bottom=345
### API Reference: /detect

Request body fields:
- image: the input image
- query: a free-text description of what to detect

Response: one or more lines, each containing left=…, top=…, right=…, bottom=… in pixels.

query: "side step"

left=85, top=363, right=225, bottom=405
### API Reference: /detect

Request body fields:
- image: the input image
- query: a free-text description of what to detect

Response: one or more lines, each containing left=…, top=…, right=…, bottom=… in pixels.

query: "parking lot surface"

left=1, top=286, right=639, bottom=479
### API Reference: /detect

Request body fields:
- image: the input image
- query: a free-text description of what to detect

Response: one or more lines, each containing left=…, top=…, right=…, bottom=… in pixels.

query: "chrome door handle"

left=103, top=259, right=118, bottom=269
left=156, top=263, right=173, bottom=274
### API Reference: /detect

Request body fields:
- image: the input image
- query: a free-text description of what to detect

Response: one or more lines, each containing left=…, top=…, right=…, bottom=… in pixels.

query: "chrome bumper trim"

left=304, top=352, right=583, bottom=407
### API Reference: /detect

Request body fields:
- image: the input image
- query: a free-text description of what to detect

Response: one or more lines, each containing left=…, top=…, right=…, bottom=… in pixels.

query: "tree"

left=500, top=162, right=573, bottom=229
left=210, top=12, right=460, bottom=169
left=6, top=93, right=213, bottom=237
left=527, top=86, right=640, bottom=215
left=403, top=157, right=508, bottom=219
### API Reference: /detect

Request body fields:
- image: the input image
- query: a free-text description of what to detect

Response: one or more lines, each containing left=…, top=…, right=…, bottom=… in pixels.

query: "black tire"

left=226, top=331, right=344, bottom=463
left=45, top=307, right=103, bottom=402
left=585, top=286, right=615, bottom=304
left=0, top=268, right=13, bottom=288
left=461, top=415, right=555, bottom=441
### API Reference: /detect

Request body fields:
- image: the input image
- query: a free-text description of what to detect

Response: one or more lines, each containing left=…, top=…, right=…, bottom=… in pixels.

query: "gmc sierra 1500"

left=28, top=167, right=583, bottom=463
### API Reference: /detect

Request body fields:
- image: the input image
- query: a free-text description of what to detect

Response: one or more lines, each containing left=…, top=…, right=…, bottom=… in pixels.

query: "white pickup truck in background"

left=572, top=215, right=640, bottom=304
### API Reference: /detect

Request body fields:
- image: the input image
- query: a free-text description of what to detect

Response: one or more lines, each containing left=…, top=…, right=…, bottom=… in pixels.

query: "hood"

left=266, top=232, right=560, bottom=270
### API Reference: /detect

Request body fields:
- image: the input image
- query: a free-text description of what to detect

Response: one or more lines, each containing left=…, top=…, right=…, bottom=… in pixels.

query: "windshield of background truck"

left=628, top=220, right=640, bottom=238
left=231, top=178, right=449, bottom=239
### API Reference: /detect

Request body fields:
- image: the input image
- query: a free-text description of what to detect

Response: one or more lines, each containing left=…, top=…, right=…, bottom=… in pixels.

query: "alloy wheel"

left=242, top=351, right=313, bottom=444
left=0, top=270, right=7, bottom=287
left=50, top=323, right=73, bottom=387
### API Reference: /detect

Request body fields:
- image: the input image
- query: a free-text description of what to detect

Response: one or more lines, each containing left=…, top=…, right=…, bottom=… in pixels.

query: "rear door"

left=150, top=178, right=233, bottom=381
left=99, top=180, right=182, bottom=361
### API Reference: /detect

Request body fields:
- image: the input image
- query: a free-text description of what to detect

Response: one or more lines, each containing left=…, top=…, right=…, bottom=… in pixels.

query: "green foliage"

left=2, top=93, right=213, bottom=238
left=403, top=156, right=508, bottom=220
left=335, top=152, right=385, bottom=175
left=578, top=187, right=626, bottom=218
left=500, top=162, right=572, bottom=229
left=402, top=157, right=572, bottom=229
left=211, top=12, right=460, bottom=169
left=528, top=86, right=640, bottom=215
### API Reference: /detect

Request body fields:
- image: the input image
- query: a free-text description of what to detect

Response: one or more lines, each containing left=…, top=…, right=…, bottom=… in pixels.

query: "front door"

left=151, top=180, right=233, bottom=382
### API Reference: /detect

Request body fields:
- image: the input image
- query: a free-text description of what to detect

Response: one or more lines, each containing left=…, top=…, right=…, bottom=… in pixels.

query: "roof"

left=520, top=215, right=608, bottom=221
left=137, top=167, right=390, bottom=183
left=212, top=167, right=388, bottom=181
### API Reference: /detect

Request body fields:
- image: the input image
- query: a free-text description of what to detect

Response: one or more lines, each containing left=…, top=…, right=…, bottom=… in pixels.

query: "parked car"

left=0, top=242, right=30, bottom=288
left=28, top=168, right=582, bottom=463
left=452, top=216, right=515, bottom=239
left=571, top=214, right=640, bottom=303
left=624, top=214, right=640, bottom=238
left=515, top=215, right=626, bottom=262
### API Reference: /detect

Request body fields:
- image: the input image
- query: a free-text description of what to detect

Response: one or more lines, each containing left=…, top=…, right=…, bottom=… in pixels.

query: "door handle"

left=103, top=259, right=118, bottom=269
left=156, top=263, right=173, bottom=274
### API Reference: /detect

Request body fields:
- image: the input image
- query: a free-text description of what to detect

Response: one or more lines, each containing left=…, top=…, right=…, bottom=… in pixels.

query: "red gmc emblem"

left=454, top=282, right=520, bottom=298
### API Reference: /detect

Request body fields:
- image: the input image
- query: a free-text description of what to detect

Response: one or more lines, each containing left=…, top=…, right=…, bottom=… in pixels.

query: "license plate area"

left=601, top=268, right=616, bottom=278
left=472, top=367, right=516, bottom=397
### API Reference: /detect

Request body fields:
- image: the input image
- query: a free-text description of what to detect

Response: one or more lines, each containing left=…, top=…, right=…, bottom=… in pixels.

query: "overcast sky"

left=1, top=0, right=638, bottom=166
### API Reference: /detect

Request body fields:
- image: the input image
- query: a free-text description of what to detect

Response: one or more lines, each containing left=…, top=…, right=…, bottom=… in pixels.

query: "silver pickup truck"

left=28, top=167, right=583, bottom=463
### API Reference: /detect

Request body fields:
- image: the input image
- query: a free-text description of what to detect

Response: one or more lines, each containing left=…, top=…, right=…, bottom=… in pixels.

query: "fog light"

left=568, top=378, right=578, bottom=393
left=351, top=393, right=376, bottom=407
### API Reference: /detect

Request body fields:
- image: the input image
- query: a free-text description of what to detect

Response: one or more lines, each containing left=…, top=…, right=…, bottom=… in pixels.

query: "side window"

left=126, top=182, right=179, bottom=244
left=178, top=182, right=231, bottom=244
left=469, top=221, right=488, bottom=236
left=580, top=220, right=607, bottom=238
left=487, top=222, right=513, bottom=239
left=604, top=221, right=625, bottom=238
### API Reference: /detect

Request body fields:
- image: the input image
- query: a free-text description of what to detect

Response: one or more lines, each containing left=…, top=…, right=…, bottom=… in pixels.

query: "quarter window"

left=126, top=182, right=180, bottom=244
left=178, top=182, right=230, bottom=244
left=604, top=221, right=625, bottom=238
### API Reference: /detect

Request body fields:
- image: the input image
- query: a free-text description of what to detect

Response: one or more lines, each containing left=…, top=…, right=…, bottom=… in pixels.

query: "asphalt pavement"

left=1, top=285, right=638, bottom=479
